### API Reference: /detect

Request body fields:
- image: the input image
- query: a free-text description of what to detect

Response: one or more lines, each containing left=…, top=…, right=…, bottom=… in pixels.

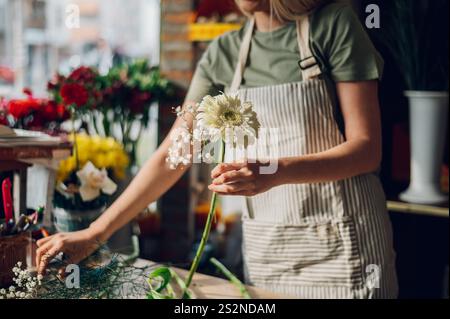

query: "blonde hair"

left=270, top=0, right=328, bottom=22
left=235, top=0, right=329, bottom=22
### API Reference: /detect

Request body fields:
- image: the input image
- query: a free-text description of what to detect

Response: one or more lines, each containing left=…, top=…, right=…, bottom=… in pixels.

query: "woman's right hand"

left=35, top=227, right=104, bottom=275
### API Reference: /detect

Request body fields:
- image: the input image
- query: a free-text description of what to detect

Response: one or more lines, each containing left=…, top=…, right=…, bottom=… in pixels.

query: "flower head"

left=196, top=93, right=260, bottom=142
left=60, top=83, right=89, bottom=108
left=166, top=93, right=260, bottom=169
left=76, top=161, right=117, bottom=202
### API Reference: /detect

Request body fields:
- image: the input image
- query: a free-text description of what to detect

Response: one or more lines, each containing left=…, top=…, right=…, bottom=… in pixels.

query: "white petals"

left=166, top=93, right=260, bottom=168
left=0, top=262, right=42, bottom=299
left=76, top=161, right=117, bottom=201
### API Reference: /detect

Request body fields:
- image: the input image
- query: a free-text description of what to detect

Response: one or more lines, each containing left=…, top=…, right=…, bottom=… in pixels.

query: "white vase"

left=400, top=91, right=449, bottom=204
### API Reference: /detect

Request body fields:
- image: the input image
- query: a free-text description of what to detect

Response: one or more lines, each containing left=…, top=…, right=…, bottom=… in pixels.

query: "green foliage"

left=210, top=258, right=251, bottom=299
left=376, top=0, right=449, bottom=91
left=37, top=253, right=154, bottom=299
left=147, top=266, right=193, bottom=299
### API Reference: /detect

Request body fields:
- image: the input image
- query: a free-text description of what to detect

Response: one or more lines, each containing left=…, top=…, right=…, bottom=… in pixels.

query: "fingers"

left=36, top=237, right=64, bottom=274
left=212, top=168, right=253, bottom=185
left=211, top=162, right=247, bottom=179
left=36, top=235, right=52, bottom=247
left=208, top=181, right=255, bottom=194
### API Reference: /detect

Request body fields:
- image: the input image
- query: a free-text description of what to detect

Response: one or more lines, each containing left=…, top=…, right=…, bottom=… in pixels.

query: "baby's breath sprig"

left=0, top=262, right=42, bottom=299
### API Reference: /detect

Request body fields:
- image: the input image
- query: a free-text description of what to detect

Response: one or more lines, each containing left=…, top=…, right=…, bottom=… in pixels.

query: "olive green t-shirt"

left=185, top=2, right=383, bottom=103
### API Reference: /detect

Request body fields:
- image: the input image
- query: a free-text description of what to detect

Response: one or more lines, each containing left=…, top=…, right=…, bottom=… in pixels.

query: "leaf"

left=148, top=267, right=172, bottom=293
left=210, top=258, right=251, bottom=299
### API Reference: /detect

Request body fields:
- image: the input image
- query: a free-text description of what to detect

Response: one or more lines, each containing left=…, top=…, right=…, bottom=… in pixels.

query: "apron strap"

left=230, top=15, right=321, bottom=93
left=230, top=18, right=255, bottom=93
left=296, top=15, right=322, bottom=80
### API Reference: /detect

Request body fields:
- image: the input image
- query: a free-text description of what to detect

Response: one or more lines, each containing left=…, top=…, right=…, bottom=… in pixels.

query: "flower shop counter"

left=135, top=259, right=289, bottom=299
left=133, top=258, right=287, bottom=299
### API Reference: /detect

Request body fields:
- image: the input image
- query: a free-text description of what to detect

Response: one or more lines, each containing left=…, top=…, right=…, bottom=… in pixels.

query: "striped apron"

left=228, top=17, right=398, bottom=299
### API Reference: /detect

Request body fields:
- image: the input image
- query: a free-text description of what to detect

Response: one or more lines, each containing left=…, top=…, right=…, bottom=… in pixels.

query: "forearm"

left=89, top=106, right=194, bottom=242
left=90, top=149, right=186, bottom=242
left=277, top=138, right=381, bottom=185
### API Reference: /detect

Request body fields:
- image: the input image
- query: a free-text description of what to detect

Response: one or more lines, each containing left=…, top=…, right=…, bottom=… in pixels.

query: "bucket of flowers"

left=46, top=66, right=129, bottom=232
left=53, top=133, right=129, bottom=232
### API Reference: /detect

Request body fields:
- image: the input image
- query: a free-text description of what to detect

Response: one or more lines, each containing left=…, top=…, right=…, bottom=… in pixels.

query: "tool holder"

left=0, top=231, right=29, bottom=287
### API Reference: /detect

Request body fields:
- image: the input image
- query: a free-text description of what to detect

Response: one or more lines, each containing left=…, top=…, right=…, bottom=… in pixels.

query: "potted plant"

left=380, top=0, right=449, bottom=204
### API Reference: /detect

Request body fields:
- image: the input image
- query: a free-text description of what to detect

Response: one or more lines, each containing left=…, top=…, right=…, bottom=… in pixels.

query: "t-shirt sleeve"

left=315, top=4, right=384, bottom=82
left=185, top=41, right=221, bottom=103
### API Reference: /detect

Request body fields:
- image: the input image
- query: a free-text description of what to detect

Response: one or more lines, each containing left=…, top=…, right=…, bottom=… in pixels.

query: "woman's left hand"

left=208, top=161, right=278, bottom=196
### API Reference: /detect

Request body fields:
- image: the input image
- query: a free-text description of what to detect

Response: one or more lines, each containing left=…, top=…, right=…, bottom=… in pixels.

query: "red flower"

left=0, top=99, right=7, bottom=125
left=68, top=67, right=97, bottom=84
left=56, top=103, right=70, bottom=120
left=0, top=114, right=7, bottom=125
left=23, top=87, right=33, bottom=97
left=128, top=91, right=152, bottom=115
left=60, top=83, right=89, bottom=107
left=7, top=99, right=40, bottom=119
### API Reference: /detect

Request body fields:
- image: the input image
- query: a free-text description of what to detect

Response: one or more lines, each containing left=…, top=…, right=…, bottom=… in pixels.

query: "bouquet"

left=1, top=89, right=69, bottom=133
left=98, top=59, right=172, bottom=164
left=55, top=133, right=129, bottom=211
left=47, top=61, right=172, bottom=166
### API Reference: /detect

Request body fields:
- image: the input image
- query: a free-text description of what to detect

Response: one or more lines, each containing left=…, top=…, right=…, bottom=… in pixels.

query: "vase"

left=53, top=206, right=105, bottom=233
left=400, top=91, right=449, bottom=204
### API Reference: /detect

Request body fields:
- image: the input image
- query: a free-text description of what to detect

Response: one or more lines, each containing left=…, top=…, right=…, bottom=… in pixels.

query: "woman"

left=36, top=0, right=398, bottom=299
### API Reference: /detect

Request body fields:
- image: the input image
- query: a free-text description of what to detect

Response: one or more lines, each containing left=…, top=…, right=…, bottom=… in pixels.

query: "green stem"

left=70, top=109, right=80, bottom=171
left=182, top=140, right=226, bottom=298
left=210, top=257, right=251, bottom=299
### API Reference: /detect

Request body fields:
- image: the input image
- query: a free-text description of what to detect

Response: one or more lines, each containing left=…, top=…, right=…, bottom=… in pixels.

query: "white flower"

left=166, top=94, right=260, bottom=169
left=76, top=161, right=117, bottom=202
left=196, top=93, right=260, bottom=144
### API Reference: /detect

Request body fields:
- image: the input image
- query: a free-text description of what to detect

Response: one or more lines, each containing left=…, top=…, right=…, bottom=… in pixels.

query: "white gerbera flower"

left=196, top=94, right=260, bottom=144
left=165, top=94, right=260, bottom=168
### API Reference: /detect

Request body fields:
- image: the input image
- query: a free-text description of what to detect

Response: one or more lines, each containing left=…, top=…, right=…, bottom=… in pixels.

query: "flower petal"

left=79, top=185, right=101, bottom=201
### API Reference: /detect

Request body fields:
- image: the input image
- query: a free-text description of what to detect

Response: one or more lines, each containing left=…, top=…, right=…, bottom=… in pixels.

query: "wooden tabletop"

left=133, top=259, right=287, bottom=299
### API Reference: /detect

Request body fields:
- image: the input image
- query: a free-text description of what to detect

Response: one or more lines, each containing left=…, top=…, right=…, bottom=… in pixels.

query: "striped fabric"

left=228, top=17, right=398, bottom=299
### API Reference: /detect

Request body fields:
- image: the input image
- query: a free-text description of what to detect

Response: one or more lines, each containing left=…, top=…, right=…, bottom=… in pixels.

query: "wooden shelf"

left=0, top=142, right=71, bottom=220
left=188, top=22, right=242, bottom=42
left=387, top=200, right=449, bottom=218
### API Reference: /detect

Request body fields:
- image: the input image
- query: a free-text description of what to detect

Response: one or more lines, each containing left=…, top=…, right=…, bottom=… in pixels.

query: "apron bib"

left=228, top=16, right=398, bottom=299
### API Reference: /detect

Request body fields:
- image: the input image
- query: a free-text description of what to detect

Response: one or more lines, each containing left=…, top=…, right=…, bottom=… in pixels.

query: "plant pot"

left=0, top=232, right=30, bottom=287
left=53, top=206, right=105, bottom=233
left=400, top=91, right=449, bottom=204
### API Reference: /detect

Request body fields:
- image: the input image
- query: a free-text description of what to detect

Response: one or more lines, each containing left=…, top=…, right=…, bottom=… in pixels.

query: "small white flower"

left=76, top=161, right=117, bottom=202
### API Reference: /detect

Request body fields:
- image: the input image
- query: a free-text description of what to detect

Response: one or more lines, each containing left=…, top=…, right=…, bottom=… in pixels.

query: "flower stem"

left=210, top=257, right=251, bottom=299
left=70, top=109, right=80, bottom=171
left=182, top=139, right=225, bottom=298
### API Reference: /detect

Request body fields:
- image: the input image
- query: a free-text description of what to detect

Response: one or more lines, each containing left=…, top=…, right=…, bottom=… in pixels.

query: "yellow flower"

left=57, top=134, right=130, bottom=183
